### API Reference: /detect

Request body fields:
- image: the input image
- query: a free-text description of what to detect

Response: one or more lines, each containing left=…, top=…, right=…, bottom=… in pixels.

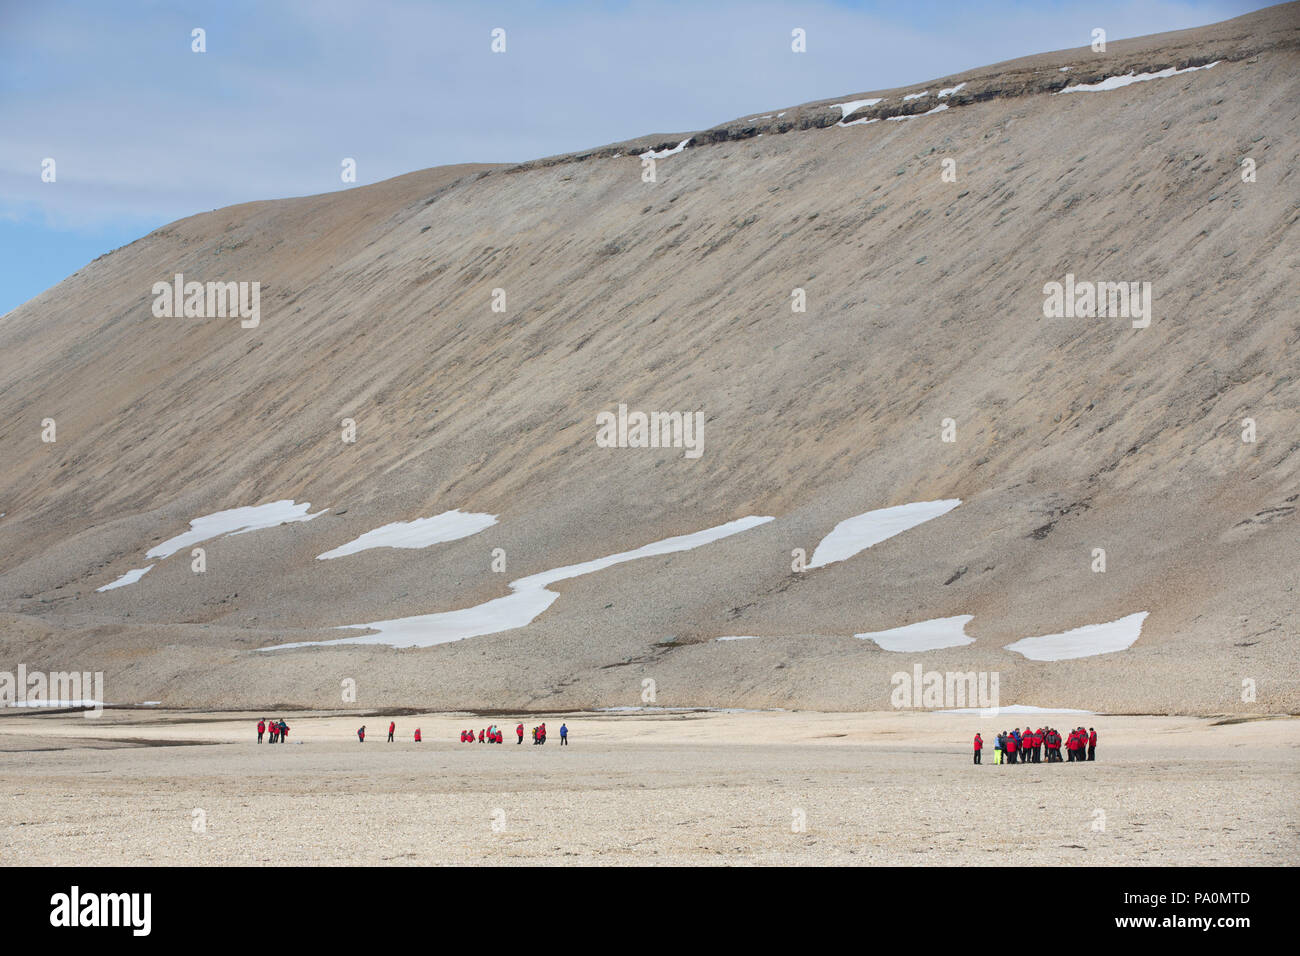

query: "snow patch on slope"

left=317, top=510, right=496, bottom=560
left=1003, top=612, right=1149, bottom=661
left=856, top=615, right=974, bottom=652
left=263, top=516, right=775, bottom=650
left=147, top=501, right=323, bottom=560
left=1057, top=61, right=1219, bottom=94
left=96, top=566, right=154, bottom=592
left=809, top=499, right=960, bottom=569
left=641, top=138, right=692, bottom=159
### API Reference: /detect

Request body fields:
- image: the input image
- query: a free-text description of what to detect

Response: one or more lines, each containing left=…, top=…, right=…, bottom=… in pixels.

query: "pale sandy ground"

left=1, top=709, right=1296, bottom=866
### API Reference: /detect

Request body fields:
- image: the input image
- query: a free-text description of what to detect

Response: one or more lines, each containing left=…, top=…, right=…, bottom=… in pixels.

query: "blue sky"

left=0, top=0, right=1272, bottom=315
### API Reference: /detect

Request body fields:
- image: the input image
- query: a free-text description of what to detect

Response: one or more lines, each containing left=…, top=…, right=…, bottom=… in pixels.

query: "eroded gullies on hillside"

left=262, top=515, right=776, bottom=651
left=316, top=510, right=496, bottom=560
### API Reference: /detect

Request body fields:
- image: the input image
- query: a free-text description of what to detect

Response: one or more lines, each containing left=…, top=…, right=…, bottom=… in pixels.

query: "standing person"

left=516, top=721, right=524, bottom=745
left=994, top=732, right=1004, bottom=765
left=414, top=728, right=422, bottom=743
left=560, top=723, right=568, bottom=746
left=973, top=733, right=983, bottom=765
left=1005, top=729, right=1018, bottom=764
left=478, top=728, right=485, bottom=743
left=388, top=721, right=395, bottom=743
left=357, top=725, right=366, bottom=743
left=279, top=719, right=289, bottom=743
left=1088, top=727, right=1097, bottom=761
left=257, top=718, right=265, bottom=744
left=269, top=720, right=278, bottom=744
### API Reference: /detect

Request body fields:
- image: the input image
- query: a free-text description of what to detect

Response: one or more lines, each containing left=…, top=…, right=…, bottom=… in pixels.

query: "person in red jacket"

left=973, top=733, right=983, bottom=764
left=516, top=722, right=524, bottom=744
left=257, top=719, right=265, bottom=744
left=388, top=721, right=396, bottom=742
left=414, top=728, right=422, bottom=743
left=1005, top=729, right=1018, bottom=764
left=478, top=729, right=485, bottom=743
left=357, top=725, right=366, bottom=743
left=1087, top=727, right=1097, bottom=761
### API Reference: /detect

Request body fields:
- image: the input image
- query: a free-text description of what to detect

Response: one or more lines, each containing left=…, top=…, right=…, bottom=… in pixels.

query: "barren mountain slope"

left=0, top=4, right=1296, bottom=713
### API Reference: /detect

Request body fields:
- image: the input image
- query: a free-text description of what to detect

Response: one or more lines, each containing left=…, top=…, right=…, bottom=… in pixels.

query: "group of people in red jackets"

left=972, top=726, right=1097, bottom=764
left=462, top=725, right=507, bottom=743
left=460, top=722, right=551, bottom=744
left=256, top=718, right=289, bottom=743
